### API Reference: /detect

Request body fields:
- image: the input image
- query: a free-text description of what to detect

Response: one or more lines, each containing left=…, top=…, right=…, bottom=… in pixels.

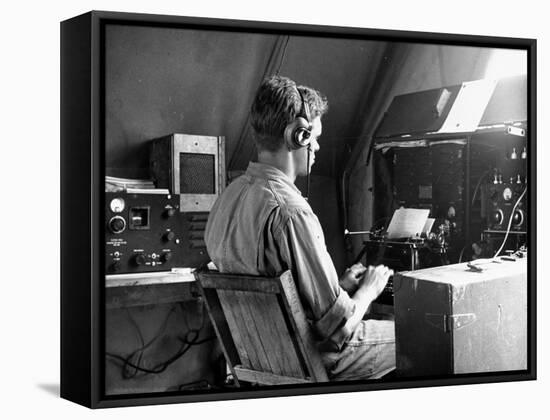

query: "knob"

left=164, top=208, right=176, bottom=218
left=110, top=261, right=121, bottom=272
left=512, top=209, right=524, bottom=227
left=492, top=209, right=504, bottom=225
left=162, top=252, right=173, bottom=262
left=109, top=216, right=126, bottom=234
left=134, top=254, right=146, bottom=266
left=163, top=231, right=176, bottom=242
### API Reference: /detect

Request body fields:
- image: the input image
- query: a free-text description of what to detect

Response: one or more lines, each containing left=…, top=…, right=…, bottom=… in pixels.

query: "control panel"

left=484, top=182, right=527, bottom=232
left=105, top=192, right=210, bottom=274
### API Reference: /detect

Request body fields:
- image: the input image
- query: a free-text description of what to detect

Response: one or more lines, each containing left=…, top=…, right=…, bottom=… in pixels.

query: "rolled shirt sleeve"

left=276, top=208, right=356, bottom=345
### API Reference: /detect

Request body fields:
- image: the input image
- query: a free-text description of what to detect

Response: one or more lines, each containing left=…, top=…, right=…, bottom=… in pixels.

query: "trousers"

left=321, top=317, right=396, bottom=381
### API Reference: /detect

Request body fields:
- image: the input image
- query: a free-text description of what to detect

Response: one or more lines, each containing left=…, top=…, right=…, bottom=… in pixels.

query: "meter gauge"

left=502, top=187, right=513, bottom=201
left=110, top=197, right=126, bottom=213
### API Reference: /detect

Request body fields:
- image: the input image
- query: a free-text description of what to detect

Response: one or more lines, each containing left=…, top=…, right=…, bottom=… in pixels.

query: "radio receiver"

left=105, top=191, right=210, bottom=274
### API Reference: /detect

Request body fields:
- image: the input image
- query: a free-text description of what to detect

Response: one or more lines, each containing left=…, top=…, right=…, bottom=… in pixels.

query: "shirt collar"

left=246, top=162, right=302, bottom=195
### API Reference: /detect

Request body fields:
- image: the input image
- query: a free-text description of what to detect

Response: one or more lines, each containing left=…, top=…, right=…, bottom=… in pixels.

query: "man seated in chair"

left=205, top=75, right=395, bottom=381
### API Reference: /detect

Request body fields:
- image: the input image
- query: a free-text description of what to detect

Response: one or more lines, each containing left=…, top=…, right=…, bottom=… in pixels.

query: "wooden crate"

left=394, top=258, right=527, bottom=377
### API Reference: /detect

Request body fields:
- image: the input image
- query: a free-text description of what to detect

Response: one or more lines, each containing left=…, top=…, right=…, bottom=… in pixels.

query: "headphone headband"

left=284, top=85, right=313, bottom=150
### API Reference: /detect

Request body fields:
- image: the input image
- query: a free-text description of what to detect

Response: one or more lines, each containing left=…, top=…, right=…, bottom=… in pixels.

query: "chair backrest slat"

left=249, top=292, right=306, bottom=377
left=196, top=270, right=329, bottom=384
left=224, top=289, right=306, bottom=377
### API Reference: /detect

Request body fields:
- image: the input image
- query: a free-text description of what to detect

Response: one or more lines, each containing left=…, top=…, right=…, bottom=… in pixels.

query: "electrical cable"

left=471, top=169, right=491, bottom=206
left=341, top=169, right=348, bottom=235
left=458, top=245, right=467, bottom=263
left=106, top=305, right=192, bottom=377
left=123, top=308, right=145, bottom=379
left=106, top=327, right=214, bottom=376
left=106, top=343, right=191, bottom=375
left=493, top=187, right=527, bottom=258
left=122, top=306, right=177, bottom=378
left=306, top=144, right=311, bottom=201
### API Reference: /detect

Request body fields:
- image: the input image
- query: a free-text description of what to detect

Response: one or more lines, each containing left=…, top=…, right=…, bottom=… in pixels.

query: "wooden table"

left=105, top=269, right=199, bottom=309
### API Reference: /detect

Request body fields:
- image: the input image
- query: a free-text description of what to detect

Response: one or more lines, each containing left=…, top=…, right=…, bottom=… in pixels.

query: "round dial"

left=502, top=187, right=513, bottom=201
left=109, top=216, right=126, bottom=234
left=492, top=209, right=504, bottom=225
left=110, top=197, right=126, bottom=213
left=512, top=209, right=524, bottom=227
left=134, top=254, right=146, bottom=266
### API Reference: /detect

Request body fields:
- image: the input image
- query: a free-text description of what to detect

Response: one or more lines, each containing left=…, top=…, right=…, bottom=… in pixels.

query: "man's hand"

left=333, top=264, right=394, bottom=346
left=356, top=265, right=394, bottom=301
left=339, top=263, right=367, bottom=295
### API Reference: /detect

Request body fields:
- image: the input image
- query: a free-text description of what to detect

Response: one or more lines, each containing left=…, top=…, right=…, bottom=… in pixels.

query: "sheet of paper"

left=386, top=208, right=430, bottom=239
left=438, top=79, right=497, bottom=133
left=422, top=217, right=435, bottom=234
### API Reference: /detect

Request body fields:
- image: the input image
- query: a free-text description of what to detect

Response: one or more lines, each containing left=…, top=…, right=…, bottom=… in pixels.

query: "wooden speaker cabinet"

left=150, top=134, right=226, bottom=212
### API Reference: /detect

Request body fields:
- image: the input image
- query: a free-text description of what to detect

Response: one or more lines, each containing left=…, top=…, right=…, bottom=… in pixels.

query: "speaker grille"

left=179, top=153, right=215, bottom=194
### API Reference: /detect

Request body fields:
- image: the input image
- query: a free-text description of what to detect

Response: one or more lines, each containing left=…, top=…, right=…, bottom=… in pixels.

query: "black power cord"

left=106, top=303, right=215, bottom=378
left=106, top=328, right=216, bottom=376
left=493, top=187, right=527, bottom=258
left=121, top=306, right=177, bottom=379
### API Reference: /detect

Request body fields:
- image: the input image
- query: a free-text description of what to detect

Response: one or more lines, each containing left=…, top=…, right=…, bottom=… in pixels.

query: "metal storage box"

left=394, top=258, right=527, bottom=377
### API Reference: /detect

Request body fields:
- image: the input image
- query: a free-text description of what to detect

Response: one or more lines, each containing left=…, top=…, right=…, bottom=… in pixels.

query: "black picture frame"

left=60, top=10, right=536, bottom=408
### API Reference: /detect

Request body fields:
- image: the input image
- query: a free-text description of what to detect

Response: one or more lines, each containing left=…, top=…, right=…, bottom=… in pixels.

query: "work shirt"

left=205, top=162, right=356, bottom=346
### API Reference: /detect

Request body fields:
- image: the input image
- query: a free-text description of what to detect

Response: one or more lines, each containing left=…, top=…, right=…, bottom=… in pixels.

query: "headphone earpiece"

left=284, top=86, right=313, bottom=150
left=284, top=117, right=312, bottom=149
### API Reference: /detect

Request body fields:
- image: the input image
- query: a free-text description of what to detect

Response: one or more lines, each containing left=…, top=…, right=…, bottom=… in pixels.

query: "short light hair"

left=250, top=75, right=328, bottom=152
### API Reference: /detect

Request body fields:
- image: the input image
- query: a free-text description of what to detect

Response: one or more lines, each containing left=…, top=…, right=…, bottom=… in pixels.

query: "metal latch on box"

left=506, top=125, right=525, bottom=137
left=425, top=313, right=477, bottom=332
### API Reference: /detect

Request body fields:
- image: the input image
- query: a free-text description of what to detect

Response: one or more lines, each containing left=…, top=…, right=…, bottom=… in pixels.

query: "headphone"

left=283, top=85, right=313, bottom=150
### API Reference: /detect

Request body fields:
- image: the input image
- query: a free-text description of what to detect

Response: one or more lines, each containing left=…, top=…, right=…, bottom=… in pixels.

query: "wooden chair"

left=194, top=269, right=329, bottom=386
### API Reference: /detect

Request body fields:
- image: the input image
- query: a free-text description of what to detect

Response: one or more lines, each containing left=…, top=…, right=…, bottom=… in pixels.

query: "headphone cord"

left=493, top=187, right=527, bottom=258
left=306, top=144, right=311, bottom=201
